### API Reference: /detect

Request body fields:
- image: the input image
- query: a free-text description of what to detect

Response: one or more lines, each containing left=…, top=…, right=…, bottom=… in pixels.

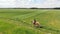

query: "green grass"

left=0, top=9, right=60, bottom=34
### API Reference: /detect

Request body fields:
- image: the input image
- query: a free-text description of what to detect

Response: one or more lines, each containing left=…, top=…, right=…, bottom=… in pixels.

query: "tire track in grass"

left=22, top=10, right=48, bottom=20
left=12, top=10, right=47, bottom=20
left=23, top=10, right=49, bottom=20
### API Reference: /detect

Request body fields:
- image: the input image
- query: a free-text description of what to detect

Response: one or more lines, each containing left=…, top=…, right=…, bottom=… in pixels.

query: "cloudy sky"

left=0, top=0, right=60, bottom=8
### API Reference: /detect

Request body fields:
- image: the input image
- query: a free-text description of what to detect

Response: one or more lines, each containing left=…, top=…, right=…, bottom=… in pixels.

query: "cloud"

left=16, top=0, right=60, bottom=8
left=30, top=0, right=60, bottom=8
left=0, top=0, right=15, bottom=8
left=0, top=0, right=60, bottom=8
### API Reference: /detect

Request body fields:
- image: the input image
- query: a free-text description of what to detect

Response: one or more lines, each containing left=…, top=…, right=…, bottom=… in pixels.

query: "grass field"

left=0, top=9, right=60, bottom=34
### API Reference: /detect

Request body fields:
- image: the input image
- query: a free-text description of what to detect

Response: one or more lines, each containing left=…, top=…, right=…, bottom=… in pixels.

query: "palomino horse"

left=32, top=19, right=40, bottom=27
left=32, top=19, right=43, bottom=28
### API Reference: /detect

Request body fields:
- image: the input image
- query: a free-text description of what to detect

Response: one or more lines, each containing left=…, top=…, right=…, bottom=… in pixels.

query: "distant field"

left=0, top=9, right=60, bottom=34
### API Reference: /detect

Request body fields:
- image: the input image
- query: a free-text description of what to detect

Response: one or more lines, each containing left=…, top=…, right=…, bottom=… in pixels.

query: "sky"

left=0, top=0, right=60, bottom=8
left=0, top=0, right=15, bottom=8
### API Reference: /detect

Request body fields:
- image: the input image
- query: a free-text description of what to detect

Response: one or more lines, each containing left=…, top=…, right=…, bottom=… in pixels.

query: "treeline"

left=29, top=7, right=60, bottom=9
left=0, top=7, right=60, bottom=9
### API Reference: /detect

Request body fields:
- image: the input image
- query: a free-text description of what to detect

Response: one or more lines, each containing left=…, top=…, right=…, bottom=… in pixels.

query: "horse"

left=32, top=19, right=43, bottom=28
